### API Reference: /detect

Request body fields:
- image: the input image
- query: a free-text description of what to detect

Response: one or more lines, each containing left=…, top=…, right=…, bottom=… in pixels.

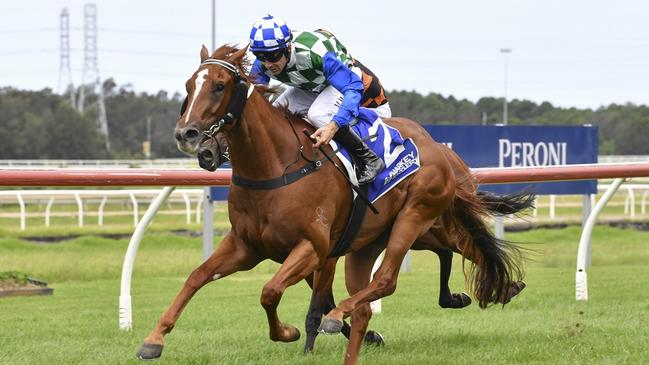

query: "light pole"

left=211, top=0, right=216, bottom=51
left=494, top=48, right=512, bottom=240
left=204, top=0, right=217, bottom=262
left=500, top=48, right=512, bottom=125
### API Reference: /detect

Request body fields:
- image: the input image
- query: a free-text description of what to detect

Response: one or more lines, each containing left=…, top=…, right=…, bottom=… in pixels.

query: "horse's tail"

left=451, top=185, right=534, bottom=308
left=477, top=190, right=536, bottom=216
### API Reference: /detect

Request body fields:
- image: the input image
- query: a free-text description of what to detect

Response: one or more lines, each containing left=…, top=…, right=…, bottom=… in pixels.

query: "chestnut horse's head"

left=174, top=44, right=250, bottom=155
left=197, top=133, right=230, bottom=171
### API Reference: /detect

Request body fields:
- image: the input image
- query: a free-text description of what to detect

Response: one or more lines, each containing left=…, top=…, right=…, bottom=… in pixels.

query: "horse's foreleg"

left=413, top=228, right=471, bottom=308
left=435, top=246, right=454, bottom=305
left=435, top=247, right=471, bottom=308
left=261, top=238, right=320, bottom=343
left=136, top=233, right=260, bottom=360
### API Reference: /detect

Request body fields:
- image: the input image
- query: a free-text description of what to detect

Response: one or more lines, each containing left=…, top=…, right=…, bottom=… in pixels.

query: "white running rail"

left=0, top=189, right=204, bottom=229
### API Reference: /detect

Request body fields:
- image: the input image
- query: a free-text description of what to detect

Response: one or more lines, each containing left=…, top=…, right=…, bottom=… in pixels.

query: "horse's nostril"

left=184, top=128, right=200, bottom=140
left=199, top=149, right=214, bottom=161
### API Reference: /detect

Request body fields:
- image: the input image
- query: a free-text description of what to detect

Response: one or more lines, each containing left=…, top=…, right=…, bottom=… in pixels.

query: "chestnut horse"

left=195, top=132, right=490, bottom=307
left=195, top=135, right=532, bottom=353
left=195, top=135, right=481, bottom=351
left=137, top=44, right=530, bottom=364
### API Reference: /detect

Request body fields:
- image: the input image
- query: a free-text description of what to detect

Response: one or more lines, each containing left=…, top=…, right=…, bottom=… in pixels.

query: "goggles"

left=253, top=49, right=286, bottom=63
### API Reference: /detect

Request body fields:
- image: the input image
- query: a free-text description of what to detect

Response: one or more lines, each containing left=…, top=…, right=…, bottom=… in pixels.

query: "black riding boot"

left=334, top=125, right=385, bottom=185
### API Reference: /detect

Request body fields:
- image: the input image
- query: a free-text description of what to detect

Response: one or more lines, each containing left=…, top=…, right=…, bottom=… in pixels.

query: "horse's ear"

left=200, top=45, right=210, bottom=62
left=231, top=45, right=249, bottom=64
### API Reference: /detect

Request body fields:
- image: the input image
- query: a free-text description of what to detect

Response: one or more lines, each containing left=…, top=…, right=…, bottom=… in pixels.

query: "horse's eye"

left=214, top=84, right=225, bottom=93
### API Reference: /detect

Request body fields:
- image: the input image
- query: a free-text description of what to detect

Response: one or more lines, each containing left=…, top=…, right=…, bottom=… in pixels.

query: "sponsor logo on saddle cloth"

left=330, top=108, right=420, bottom=203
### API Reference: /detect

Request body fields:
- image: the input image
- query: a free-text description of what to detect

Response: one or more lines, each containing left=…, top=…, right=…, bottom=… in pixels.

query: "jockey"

left=249, top=14, right=391, bottom=185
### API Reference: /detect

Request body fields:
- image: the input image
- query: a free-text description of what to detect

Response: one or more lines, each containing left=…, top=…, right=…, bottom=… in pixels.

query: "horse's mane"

left=211, top=44, right=299, bottom=118
left=210, top=44, right=301, bottom=120
left=211, top=44, right=265, bottom=85
left=256, top=86, right=307, bottom=126
left=211, top=44, right=251, bottom=70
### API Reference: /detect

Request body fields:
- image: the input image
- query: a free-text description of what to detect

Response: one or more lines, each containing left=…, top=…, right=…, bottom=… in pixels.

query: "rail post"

left=119, top=186, right=175, bottom=331
left=202, top=187, right=214, bottom=261
left=576, top=178, right=625, bottom=301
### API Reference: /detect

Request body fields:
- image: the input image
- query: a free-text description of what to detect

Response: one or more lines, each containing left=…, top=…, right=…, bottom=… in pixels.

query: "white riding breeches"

left=272, top=85, right=392, bottom=128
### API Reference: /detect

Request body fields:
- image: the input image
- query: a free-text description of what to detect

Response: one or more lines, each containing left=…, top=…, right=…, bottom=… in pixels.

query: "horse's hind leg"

left=136, top=233, right=260, bottom=360
left=304, top=259, right=338, bottom=353
left=303, top=259, right=384, bottom=354
left=339, top=243, right=385, bottom=365
left=320, top=212, right=444, bottom=335
left=261, top=238, right=320, bottom=343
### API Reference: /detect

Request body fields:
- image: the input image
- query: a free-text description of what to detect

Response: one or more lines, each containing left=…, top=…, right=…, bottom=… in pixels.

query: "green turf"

left=1, top=225, right=648, bottom=364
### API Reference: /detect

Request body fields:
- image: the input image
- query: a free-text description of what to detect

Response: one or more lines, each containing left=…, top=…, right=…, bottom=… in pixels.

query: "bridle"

left=198, top=133, right=230, bottom=171
left=199, top=58, right=255, bottom=140
left=177, top=58, right=253, bottom=169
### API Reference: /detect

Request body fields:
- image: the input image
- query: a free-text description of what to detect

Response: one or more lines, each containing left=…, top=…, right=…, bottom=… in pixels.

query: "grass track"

left=1, top=225, right=648, bottom=364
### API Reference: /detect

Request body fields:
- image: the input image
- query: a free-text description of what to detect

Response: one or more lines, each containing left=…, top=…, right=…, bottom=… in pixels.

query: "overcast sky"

left=1, top=0, right=647, bottom=109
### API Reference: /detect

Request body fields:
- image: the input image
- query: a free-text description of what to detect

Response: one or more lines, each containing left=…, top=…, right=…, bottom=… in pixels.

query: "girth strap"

left=328, top=184, right=369, bottom=258
left=231, top=160, right=323, bottom=190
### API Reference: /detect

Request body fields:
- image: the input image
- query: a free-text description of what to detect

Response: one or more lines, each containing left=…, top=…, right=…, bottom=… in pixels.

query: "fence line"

left=0, top=189, right=204, bottom=229
left=3, top=163, right=649, bottom=329
left=0, top=155, right=645, bottom=169
left=1, top=162, right=649, bottom=187
left=533, top=183, right=649, bottom=219
left=0, top=158, right=196, bottom=168
left=4, top=183, right=648, bottom=227
left=0, top=168, right=231, bottom=186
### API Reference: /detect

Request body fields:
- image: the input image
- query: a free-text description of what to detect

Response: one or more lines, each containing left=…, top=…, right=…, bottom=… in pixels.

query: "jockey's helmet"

left=249, top=14, right=293, bottom=52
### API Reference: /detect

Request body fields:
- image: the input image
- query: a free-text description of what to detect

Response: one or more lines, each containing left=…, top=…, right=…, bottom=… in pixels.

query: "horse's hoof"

left=271, top=325, right=301, bottom=343
left=318, top=316, right=343, bottom=334
left=501, top=281, right=526, bottom=305
left=440, top=292, right=472, bottom=309
left=458, top=292, right=472, bottom=307
left=508, top=281, right=526, bottom=302
left=136, top=343, right=164, bottom=360
left=290, top=327, right=301, bottom=342
left=363, top=330, right=385, bottom=346
left=513, top=281, right=526, bottom=294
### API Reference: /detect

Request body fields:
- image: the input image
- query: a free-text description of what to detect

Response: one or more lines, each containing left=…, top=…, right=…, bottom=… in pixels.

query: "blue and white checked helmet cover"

left=249, top=14, right=293, bottom=52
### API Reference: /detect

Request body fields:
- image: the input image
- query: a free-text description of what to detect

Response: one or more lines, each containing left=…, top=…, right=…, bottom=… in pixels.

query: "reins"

left=302, top=130, right=379, bottom=215
left=200, top=58, right=255, bottom=140
left=230, top=115, right=325, bottom=190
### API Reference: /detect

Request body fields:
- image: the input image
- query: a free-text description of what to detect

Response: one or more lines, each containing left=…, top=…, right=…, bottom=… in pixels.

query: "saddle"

left=331, top=108, right=420, bottom=204
left=326, top=109, right=421, bottom=256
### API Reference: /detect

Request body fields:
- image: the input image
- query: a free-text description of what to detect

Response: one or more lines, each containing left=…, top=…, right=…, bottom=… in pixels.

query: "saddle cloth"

left=330, top=108, right=420, bottom=203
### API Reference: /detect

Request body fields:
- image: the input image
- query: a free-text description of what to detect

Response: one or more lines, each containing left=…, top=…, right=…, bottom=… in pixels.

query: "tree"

left=0, top=87, right=107, bottom=158
left=1, top=84, right=647, bottom=157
